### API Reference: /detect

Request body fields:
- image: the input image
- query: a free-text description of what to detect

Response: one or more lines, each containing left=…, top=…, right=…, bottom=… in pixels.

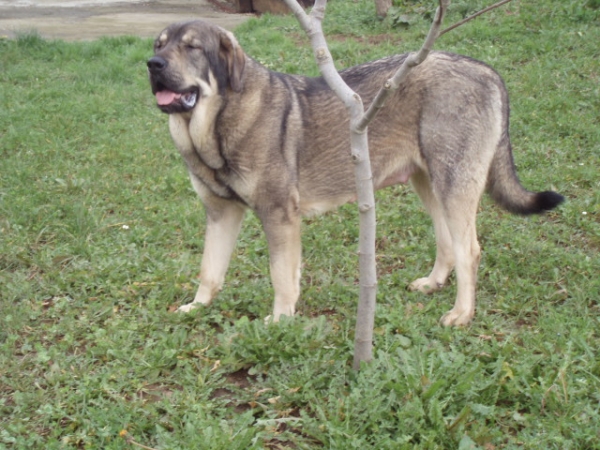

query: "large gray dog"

left=147, top=20, right=563, bottom=326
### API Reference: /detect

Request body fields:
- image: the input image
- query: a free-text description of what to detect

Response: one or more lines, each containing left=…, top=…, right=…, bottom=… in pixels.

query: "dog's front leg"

left=260, top=210, right=302, bottom=322
left=178, top=198, right=246, bottom=313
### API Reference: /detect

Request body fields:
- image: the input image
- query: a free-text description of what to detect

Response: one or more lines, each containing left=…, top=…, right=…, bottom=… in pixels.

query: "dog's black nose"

left=147, top=56, right=168, bottom=73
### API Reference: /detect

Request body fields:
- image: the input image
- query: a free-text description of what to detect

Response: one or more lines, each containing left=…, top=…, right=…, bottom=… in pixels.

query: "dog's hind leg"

left=438, top=192, right=482, bottom=326
left=409, top=169, right=483, bottom=326
left=179, top=196, right=246, bottom=313
left=409, top=170, right=455, bottom=294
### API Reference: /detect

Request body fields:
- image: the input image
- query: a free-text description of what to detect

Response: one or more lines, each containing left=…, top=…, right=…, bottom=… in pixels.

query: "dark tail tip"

left=530, top=191, right=565, bottom=215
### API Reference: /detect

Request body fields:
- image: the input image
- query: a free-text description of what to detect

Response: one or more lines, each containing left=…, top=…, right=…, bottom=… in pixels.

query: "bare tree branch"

left=356, top=0, right=450, bottom=133
left=286, top=0, right=358, bottom=106
left=441, top=0, right=513, bottom=36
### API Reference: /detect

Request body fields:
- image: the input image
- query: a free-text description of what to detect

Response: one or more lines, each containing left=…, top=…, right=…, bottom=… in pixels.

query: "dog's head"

left=147, top=20, right=246, bottom=114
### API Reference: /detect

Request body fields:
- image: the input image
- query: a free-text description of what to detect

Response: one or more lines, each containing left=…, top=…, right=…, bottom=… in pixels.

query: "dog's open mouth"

left=156, top=90, right=198, bottom=109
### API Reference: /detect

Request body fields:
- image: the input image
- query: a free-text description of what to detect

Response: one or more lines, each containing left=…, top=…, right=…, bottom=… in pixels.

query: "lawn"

left=1, top=0, right=599, bottom=448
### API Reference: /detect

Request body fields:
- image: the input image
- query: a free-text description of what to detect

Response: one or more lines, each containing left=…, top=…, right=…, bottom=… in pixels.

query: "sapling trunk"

left=284, top=0, right=450, bottom=369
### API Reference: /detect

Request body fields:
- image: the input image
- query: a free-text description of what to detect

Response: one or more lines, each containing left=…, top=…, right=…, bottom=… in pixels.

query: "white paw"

left=409, top=277, right=443, bottom=294
left=440, top=308, right=473, bottom=327
left=177, top=302, right=202, bottom=313
left=264, top=312, right=292, bottom=325
left=271, top=304, right=295, bottom=323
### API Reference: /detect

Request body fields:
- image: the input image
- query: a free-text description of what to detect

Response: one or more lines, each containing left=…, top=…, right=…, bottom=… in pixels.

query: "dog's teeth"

left=182, top=92, right=197, bottom=108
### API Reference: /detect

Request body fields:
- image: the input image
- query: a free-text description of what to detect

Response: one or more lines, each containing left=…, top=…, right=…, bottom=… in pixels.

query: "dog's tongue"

left=156, top=90, right=181, bottom=106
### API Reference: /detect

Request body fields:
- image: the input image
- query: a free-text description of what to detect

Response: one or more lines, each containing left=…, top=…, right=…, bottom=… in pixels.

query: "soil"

left=0, top=0, right=253, bottom=41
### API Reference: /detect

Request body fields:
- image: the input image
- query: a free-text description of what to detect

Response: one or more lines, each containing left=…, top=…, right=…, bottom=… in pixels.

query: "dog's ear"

left=219, top=30, right=245, bottom=92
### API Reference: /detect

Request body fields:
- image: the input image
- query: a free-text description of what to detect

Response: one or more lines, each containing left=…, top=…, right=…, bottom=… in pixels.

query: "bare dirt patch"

left=0, top=0, right=252, bottom=41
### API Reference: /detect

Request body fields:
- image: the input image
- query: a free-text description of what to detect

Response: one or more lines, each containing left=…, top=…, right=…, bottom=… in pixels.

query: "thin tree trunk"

left=284, top=0, right=377, bottom=369
left=284, top=0, right=450, bottom=369
left=374, top=0, right=392, bottom=18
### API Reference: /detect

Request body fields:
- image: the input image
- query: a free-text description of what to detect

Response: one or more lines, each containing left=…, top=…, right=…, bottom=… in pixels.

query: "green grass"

left=1, top=0, right=599, bottom=448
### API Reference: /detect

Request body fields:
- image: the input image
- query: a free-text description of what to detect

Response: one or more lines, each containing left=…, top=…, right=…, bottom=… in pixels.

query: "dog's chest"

left=169, top=110, right=220, bottom=163
left=167, top=114, right=228, bottom=194
left=170, top=112, right=258, bottom=204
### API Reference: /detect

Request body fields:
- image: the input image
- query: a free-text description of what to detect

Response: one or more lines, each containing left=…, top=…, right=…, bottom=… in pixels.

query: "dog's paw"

left=177, top=302, right=202, bottom=313
left=409, top=277, right=443, bottom=294
left=440, top=308, right=473, bottom=327
left=264, top=312, right=297, bottom=325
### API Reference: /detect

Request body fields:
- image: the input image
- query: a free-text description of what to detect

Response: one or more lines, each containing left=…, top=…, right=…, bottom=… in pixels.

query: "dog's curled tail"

left=487, top=139, right=564, bottom=216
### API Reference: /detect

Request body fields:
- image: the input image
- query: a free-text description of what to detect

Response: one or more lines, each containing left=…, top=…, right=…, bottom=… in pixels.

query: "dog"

left=147, top=20, right=563, bottom=326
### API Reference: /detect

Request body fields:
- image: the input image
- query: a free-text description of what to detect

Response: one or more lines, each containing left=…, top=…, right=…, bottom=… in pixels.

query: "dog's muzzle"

left=147, top=55, right=168, bottom=73
left=147, top=56, right=198, bottom=113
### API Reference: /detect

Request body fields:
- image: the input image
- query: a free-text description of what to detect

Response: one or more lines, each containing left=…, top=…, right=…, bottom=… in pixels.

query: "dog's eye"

left=186, top=44, right=202, bottom=51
